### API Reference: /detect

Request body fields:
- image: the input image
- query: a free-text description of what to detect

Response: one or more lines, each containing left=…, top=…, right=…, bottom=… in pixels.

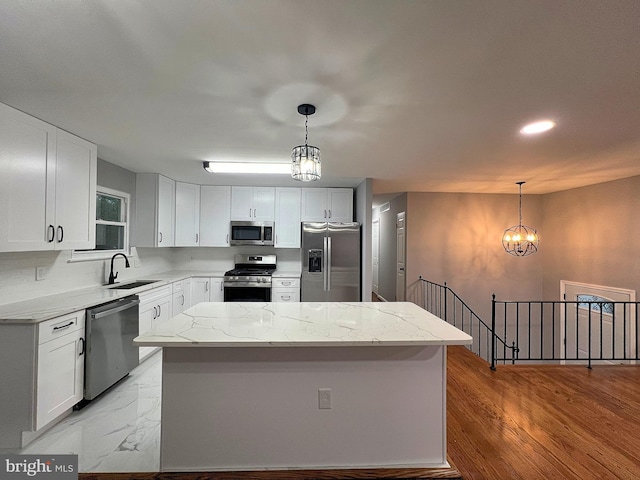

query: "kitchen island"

left=134, top=301, right=472, bottom=472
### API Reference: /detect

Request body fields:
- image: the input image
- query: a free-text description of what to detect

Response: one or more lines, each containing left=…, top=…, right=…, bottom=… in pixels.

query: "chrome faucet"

left=108, top=253, right=130, bottom=285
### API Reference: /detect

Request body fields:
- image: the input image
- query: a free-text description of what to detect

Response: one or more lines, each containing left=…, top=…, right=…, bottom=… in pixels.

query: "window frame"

left=72, top=186, right=131, bottom=261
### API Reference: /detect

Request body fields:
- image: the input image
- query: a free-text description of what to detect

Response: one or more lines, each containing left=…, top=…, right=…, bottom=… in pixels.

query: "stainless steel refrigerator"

left=301, top=222, right=361, bottom=301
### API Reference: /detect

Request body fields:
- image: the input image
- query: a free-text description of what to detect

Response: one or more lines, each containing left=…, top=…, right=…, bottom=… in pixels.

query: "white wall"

left=356, top=178, right=373, bottom=301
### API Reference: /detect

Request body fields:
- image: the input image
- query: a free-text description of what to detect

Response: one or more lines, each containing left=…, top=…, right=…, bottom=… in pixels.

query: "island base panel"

left=160, top=345, right=448, bottom=471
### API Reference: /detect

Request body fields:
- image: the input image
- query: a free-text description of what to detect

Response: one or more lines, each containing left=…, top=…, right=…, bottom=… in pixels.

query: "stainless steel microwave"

left=230, top=221, right=274, bottom=246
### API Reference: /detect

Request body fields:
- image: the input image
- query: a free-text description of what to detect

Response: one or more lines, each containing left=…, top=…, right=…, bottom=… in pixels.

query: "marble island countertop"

left=134, top=301, right=473, bottom=347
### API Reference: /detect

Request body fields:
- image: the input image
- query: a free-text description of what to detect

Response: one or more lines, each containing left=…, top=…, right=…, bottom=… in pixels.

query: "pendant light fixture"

left=291, top=104, right=321, bottom=182
left=502, top=181, right=539, bottom=256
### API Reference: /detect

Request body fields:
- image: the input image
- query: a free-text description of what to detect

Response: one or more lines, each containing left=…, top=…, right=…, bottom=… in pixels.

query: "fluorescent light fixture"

left=520, top=120, right=556, bottom=135
left=203, top=161, right=291, bottom=174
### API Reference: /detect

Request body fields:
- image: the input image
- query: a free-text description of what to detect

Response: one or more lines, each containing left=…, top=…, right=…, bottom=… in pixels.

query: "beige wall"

left=405, top=191, right=544, bottom=322
left=399, top=175, right=640, bottom=323
left=542, top=176, right=640, bottom=299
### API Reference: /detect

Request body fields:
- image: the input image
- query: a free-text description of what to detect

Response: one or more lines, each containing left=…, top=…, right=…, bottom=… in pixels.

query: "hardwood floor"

left=447, top=346, right=640, bottom=479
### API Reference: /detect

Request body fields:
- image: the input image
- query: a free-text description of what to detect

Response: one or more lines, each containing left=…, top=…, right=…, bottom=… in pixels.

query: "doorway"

left=396, top=212, right=405, bottom=301
left=372, top=219, right=379, bottom=297
left=561, top=281, right=636, bottom=365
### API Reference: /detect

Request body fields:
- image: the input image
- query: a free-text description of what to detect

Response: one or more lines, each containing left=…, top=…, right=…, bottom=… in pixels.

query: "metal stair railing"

left=418, top=277, right=517, bottom=370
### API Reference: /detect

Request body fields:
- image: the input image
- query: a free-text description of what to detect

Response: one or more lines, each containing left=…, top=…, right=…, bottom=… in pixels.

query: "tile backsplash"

left=0, top=247, right=302, bottom=306
left=0, top=248, right=173, bottom=305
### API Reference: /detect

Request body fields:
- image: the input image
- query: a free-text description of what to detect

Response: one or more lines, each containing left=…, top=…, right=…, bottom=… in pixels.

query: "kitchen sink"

left=108, top=280, right=160, bottom=290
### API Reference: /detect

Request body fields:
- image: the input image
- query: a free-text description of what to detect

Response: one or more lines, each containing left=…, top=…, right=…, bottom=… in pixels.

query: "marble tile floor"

left=20, top=351, right=162, bottom=473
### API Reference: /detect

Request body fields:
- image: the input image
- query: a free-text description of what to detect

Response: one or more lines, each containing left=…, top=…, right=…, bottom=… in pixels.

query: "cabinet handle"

left=205, top=281, right=209, bottom=292
left=282, top=295, right=291, bottom=301
left=328, top=209, right=332, bottom=218
left=48, top=225, right=55, bottom=242
left=254, top=208, right=257, bottom=217
left=249, top=208, right=252, bottom=217
left=57, top=225, right=64, bottom=243
left=324, top=209, right=327, bottom=218
left=158, top=304, right=161, bottom=317
left=226, top=234, right=229, bottom=244
left=79, top=337, right=85, bottom=356
left=196, top=233, right=199, bottom=243
left=181, top=294, right=185, bottom=306
left=220, top=281, right=223, bottom=291
left=282, top=281, right=291, bottom=286
left=153, top=306, right=158, bottom=319
left=159, top=232, right=163, bottom=243
left=53, top=321, right=74, bottom=332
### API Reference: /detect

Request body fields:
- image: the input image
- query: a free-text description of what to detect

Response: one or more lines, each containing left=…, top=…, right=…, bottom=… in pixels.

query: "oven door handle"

left=223, top=281, right=272, bottom=288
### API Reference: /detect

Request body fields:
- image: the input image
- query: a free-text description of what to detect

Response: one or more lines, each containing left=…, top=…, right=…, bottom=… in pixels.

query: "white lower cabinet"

left=138, top=285, right=172, bottom=362
left=172, top=278, right=192, bottom=316
left=192, top=276, right=224, bottom=304
left=272, top=277, right=301, bottom=302
left=36, top=311, right=85, bottom=430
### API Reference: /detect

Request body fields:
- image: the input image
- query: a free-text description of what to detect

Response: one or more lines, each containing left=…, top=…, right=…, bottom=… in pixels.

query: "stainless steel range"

left=223, top=254, right=276, bottom=302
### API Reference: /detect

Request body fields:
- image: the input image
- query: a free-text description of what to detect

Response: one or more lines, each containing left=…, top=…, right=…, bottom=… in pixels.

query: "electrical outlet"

left=318, top=388, right=332, bottom=409
left=36, top=266, right=46, bottom=281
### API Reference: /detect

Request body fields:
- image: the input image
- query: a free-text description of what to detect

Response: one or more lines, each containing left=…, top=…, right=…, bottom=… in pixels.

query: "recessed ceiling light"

left=203, top=161, right=290, bottom=174
left=520, top=120, right=556, bottom=135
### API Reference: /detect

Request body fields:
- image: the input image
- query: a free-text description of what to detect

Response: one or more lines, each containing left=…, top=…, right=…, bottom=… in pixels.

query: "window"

left=577, top=294, right=614, bottom=315
left=73, top=187, right=130, bottom=260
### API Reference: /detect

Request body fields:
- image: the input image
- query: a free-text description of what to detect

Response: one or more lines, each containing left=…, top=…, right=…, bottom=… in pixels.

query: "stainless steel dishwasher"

left=84, top=296, right=140, bottom=401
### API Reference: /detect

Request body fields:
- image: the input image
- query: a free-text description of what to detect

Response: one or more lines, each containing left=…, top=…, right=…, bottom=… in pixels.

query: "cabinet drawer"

left=139, top=285, right=172, bottom=306
left=273, top=278, right=300, bottom=289
left=272, top=290, right=300, bottom=302
left=38, top=311, right=85, bottom=345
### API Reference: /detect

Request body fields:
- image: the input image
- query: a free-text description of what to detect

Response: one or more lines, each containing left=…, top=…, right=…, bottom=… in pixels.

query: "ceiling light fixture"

left=520, top=120, right=556, bottom=135
left=203, top=161, right=290, bottom=174
left=291, top=104, right=320, bottom=182
left=502, top=181, right=539, bottom=257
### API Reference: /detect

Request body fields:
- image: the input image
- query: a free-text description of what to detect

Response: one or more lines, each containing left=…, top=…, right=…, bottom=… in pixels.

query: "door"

left=327, top=188, right=353, bottom=222
left=372, top=219, right=380, bottom=296
left=157, top=175, right=175, bottom=247
left=191, top=278, right=211, bottom=305
left=0, top=102, right=56, bottom=252
left=326, top=223, right=361, bottom=302
left=200, top=186, right=230, bottom=246
left=54, top=130, right=97, bottom=250
left=301, top=222, right=327, bottom=301
left=175, top=182, right=200, bottom=246
left=252, top=187, right=275, bottom=221
left=396, top=212, right=406, bottom=301
left=275, top=187, right=301, bottom=248
left=562, top=281, right=635, bottom=364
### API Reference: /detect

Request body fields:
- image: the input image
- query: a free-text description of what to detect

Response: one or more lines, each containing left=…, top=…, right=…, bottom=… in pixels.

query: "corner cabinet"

left=135, top=174, right=175, bottom=247
left=275, top=187, right=301, bottom=248
left=0, top=102, right=97, bottom=252
left=301, top=188, right=353, bottom=223
left=231, top=186, right=275, bottom=221
left=200, top=186, right=231, bottom=246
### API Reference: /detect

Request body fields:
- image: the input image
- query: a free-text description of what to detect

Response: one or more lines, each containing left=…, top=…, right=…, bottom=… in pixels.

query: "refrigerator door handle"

left=327, top=236, right=332, bottom=292
left=323, top=236, right=328, bottom=291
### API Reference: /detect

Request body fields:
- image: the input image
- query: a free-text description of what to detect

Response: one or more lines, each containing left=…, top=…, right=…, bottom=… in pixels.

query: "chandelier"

left=291, top=104, right=321, bottom=182
left=502, top=181, right=539, bottom=256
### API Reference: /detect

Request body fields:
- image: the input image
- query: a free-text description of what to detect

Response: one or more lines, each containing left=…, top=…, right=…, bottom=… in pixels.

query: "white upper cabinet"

left=175, top=182, right=200, bottom=246
left=275, top=187, right=301, bottom=248
left=301, top=188, right=353, bottom=223
left=231, top=186, right=275, bottom=221
left=200, top=186, right=231, bottom=247
left=135, top=174, right=175, bottom=247
left=54, top=130, right=97, bottom=250
left=0, top=103, right=97, bottom=252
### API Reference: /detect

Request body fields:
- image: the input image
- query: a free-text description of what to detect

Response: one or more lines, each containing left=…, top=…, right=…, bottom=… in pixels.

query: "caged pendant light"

left=502, top=181, right=539, bottom=256
left=291, top=104, right=321, bottom=182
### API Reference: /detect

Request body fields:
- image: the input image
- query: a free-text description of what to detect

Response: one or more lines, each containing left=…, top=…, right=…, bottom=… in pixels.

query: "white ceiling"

left=1, top=0, right=639, bottom=194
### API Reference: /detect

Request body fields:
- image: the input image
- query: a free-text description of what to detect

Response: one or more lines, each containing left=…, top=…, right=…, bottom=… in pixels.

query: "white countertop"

left=134, top=301, right=473, bottom=347
left=0, top=270, right=227, bottom=323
